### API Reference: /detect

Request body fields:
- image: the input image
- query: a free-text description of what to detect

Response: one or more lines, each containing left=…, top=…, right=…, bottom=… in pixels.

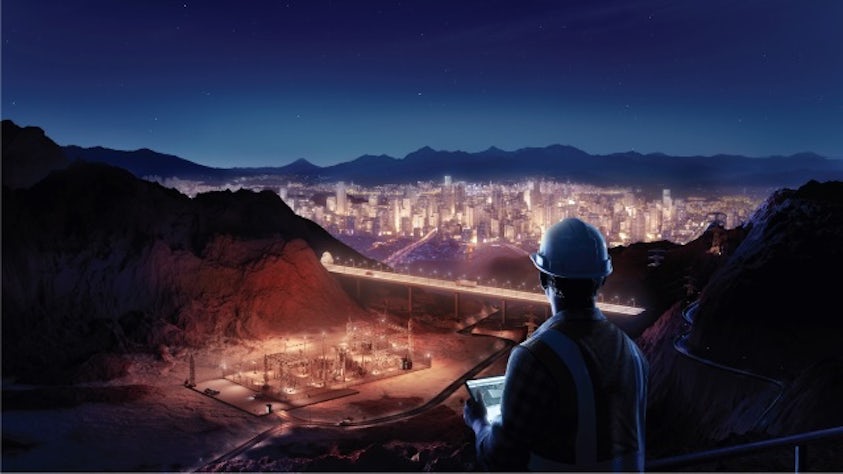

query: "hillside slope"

left=638, top=180, right=843, bottom=468
left=2, top=120, right=69, bottom=189
left=2, top=161, right=376, bottom=384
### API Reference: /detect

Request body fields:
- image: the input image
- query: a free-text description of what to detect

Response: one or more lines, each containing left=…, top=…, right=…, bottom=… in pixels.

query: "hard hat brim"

left=530, top=251, right=613, bottom=279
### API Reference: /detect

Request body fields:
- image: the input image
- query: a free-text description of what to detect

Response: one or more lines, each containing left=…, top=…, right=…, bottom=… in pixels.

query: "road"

left=384, top=228, right=438, bottom=267
left=324, top=262, right=645, bottom=316
left=199, top=424, right=286, bottom=469
left=673, top=301, right=785, bottom=429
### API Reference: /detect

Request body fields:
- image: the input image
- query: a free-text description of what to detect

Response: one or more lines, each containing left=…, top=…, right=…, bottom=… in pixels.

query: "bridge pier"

left=408, top=286, right=413, bottom=316
left=454, top=292, right=459, bottom=319
left=502, top=299, right=507, bottom=325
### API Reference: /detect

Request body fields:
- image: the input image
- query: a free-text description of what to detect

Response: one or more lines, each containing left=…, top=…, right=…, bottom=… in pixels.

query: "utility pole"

left=321, top=331, right=327, bottom=385
left=188, top=353, right=196, bottom=387
left=407, top=318, right=414, bottom=362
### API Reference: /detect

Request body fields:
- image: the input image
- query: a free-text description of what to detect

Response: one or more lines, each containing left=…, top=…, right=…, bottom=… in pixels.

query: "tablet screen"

left=465, top=375, right=506, bottom=423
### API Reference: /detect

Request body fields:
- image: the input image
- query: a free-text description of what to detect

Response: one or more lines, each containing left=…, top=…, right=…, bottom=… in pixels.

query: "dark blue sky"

left=3, top=1, right=842, bottom=167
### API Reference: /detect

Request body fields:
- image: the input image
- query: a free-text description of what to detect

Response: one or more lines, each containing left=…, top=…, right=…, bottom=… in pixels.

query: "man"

left=464, top=217, right=648, bottom=471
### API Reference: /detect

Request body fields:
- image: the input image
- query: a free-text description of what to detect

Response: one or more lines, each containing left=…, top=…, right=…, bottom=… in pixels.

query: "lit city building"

left=152, top=176, right=767, bottom=251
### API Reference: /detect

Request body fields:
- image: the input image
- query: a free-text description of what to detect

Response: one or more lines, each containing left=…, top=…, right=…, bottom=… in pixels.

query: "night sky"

left=3, top=1, right=842, bottom=168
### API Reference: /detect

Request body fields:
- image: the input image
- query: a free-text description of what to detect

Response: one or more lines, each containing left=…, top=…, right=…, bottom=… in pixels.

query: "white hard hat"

left=530, top=217, right=613, bottom=279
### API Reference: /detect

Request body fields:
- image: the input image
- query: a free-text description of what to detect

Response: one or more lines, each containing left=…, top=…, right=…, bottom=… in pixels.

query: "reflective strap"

left=631, top=340, right=647, bottom=465
left=535, top=329, right=596, bottom=466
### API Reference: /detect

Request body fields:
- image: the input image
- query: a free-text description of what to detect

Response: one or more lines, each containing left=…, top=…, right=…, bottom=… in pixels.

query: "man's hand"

left=463, top=391, right=489, bottom=434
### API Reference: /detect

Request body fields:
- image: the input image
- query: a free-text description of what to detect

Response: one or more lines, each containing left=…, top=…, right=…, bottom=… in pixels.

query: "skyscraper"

left=662, top=189, right=672, bottom=210
left=336, top=181, right=347, bottom=216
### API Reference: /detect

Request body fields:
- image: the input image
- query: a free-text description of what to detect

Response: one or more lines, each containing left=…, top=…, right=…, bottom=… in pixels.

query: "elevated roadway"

left=323, top=263, right=645, bottom=317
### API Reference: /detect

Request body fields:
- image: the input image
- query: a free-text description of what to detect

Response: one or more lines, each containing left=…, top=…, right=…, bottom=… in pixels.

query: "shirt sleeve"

left=474, top=344, right=559, bottom=471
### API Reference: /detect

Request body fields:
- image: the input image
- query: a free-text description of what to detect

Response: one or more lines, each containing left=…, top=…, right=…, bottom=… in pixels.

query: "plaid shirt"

left=474, top=350, right=556, bottom=469
left=472, top=309, right=608, bottom=471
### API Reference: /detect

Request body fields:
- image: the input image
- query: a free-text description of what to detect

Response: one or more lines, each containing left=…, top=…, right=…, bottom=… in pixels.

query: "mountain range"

left=57, top=130, right=843, bottom=189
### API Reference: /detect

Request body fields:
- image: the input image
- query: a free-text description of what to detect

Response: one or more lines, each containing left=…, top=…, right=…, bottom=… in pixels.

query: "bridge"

left=322, top=262, right=645, bottom=320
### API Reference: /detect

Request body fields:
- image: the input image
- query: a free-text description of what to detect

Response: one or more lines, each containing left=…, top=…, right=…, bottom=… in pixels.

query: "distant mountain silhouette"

left=63, top=144, right=225, bottom=181
left=276, top=157, right=322, bottom=175
left=320, top=153, right=401, bottom=183
left=2, top=120, right=69, bottom=188
left=63, top=137, right=843, bottom=189
left=3, top=118, right=836, bottom=189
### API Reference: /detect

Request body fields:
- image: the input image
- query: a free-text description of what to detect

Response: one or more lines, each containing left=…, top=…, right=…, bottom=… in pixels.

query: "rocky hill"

left=690, top=180, right=843, bottom=377
left=638, top=179, right=843, bottom=469
left=2, top=156, right=378, bottom=384
left=2, top=120, right=69, bottom=189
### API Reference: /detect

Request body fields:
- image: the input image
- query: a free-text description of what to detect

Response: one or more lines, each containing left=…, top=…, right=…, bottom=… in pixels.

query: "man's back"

left=522, top=309, right=648, bottom=469
left=465, top=217, right=648, bottom=472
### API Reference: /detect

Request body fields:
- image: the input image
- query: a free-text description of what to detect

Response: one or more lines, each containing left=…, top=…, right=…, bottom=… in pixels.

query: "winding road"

left=673, top=301, right=785, bottom=430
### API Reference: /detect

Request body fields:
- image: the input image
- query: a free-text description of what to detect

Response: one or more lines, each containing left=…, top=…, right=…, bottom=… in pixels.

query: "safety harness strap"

left=528, top=328, right=597, bottom=467
left=526, top=329, right=648, bottom=472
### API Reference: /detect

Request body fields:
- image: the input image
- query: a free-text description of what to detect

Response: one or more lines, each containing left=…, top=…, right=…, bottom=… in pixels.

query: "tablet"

left=464, top=375, right=506, bottom=423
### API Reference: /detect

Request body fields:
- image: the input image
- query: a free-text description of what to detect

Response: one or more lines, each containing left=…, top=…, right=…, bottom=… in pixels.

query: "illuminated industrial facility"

left=219, top=316, right=430, bottom=405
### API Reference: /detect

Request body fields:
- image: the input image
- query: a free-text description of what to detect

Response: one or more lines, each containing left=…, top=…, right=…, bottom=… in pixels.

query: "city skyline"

left=3, top=1, right=842, bottom=167
left=158, top=173, right=766, bottom=252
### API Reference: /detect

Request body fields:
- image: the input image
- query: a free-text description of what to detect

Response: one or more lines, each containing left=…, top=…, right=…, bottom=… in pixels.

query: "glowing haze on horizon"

left=2, top=1, right=842, bottom=168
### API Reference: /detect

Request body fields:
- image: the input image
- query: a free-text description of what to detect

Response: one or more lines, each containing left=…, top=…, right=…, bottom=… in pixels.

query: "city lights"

left=161, top=177, right=765, bottom=249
